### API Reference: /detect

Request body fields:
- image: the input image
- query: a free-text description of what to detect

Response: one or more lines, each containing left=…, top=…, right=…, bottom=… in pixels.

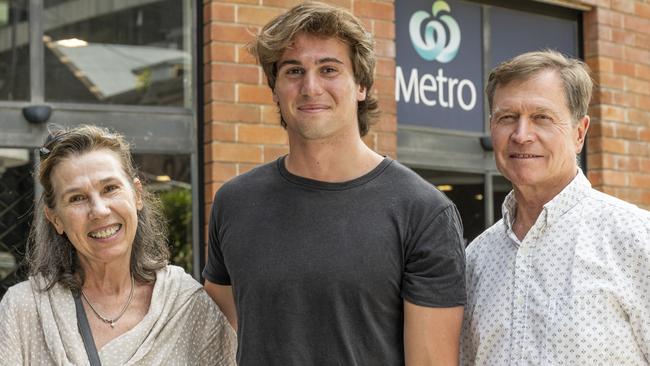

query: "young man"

left=203, top=2, right=466, bottom=365
left=461, top=50, right=650, bottom=365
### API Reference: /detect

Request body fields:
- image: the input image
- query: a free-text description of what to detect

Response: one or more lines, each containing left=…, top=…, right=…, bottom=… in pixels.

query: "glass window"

left=492, top=175, right=512, bottom=223
left=0, top=0, right=29, bottom=101
left=0, top=149, right=33, bottom=299
left=413, top=169, right=486, bottom=244
left=133, top=153, right=193, bottom=274
left=43, top=0, right=193, bottom=107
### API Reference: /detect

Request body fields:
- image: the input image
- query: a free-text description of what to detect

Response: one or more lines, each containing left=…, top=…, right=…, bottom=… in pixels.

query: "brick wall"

left=203, top=0, right=397, bottom=221
left=581, top=0, right=650, bottom=209
left=203, top=0, right=650, bottom=223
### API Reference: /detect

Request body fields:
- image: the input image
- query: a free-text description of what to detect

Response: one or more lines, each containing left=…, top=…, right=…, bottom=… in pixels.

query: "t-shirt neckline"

left=276, top=155, right=393, bottom=191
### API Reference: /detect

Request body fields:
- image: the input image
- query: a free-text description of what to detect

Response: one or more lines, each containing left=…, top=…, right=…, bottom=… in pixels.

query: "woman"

left=0, top=125, right=236, bottom=365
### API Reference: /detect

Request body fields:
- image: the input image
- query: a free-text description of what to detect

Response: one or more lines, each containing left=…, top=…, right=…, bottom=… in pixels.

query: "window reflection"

left=0, top=0, right=29, bottom=101
left=44, top=0, right=192, bottom=107
left=0, top=149, right=33, bottom=299
left=132, top=153, right=193, bottom=274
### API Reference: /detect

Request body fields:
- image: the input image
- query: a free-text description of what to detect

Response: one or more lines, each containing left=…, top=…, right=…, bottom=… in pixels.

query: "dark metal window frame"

left=0, top=0, right=203, bottom=279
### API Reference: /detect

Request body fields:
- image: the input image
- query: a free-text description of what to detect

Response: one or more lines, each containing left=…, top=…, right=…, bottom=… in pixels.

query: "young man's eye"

left=286, top=67, right=304, bottom=75
left=321, top=66, right=338, bottom=74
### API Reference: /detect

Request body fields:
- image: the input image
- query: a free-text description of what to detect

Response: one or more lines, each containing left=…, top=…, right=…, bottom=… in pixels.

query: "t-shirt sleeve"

left=202, top=190, right=232, bottom=285
left=401, top=204, right=466, bottom=307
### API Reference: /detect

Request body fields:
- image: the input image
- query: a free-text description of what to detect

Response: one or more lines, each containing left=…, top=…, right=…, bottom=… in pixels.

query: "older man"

left=461, top=50, right=650, bottom=365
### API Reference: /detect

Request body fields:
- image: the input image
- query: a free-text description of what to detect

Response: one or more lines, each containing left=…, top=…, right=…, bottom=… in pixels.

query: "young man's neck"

left=285, top=136, right=383, bottom=183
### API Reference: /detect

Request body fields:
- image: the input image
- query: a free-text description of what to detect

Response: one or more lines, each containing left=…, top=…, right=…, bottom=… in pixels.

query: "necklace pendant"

left=110, top=321, right=115, bottom=328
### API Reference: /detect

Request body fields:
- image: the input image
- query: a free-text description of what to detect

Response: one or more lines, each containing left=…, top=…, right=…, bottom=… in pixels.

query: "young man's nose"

left=300, top=71, right=324, bottom=96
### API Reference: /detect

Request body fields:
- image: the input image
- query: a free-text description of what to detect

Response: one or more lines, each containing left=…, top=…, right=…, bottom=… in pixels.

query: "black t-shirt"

left=203, top=156, right=466, bottom=365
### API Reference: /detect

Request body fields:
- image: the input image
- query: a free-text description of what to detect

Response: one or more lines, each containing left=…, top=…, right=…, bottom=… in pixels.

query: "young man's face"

left=490, top=70, right=589, bottom=195
left=273, top=33, right=367, bottom=143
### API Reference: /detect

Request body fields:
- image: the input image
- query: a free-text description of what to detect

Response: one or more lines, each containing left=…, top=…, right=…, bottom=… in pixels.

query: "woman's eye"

left=69, top=195, right=85, bottom=203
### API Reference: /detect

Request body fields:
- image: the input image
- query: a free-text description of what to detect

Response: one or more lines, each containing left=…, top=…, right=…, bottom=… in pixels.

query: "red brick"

left=640, top=127, right=650, bottom=141
left=237, top=6, right=285, bottom=25
left=238, top=163, right=260, bottom=175
left=210, top=63, right=259, bottom=84
left=637, top=95, right=650, bottom=110
left=204, top=2, right=235, bottom=22
left=204, top=42, right=236, bottom=63
left=626, top=77, right=650, bottom=95
left=376, top=132, right=396, bottom=152
left=261, top=105, right=281, bottom=124
left=374, top=76, right=395, bottom=97
left=601, top=137, right=628, bottom=154
left=262, top=0, right=303, bottom=8
left=610, top=28, right=635, bottom=46
left=208, top=122, right=237, bottom=142
left=614, top=155, right=640, bottom=171
left=611, top=0, right=634, bottom=13
left=207, top=23, right=257, bottom=43
left=636, top=2, right=650, bottom=18
left=212, top=142, right=263, bottom=163
left=204, top=182, right=223, bottom=204
left=205, top=161, right=238, bottom=182
left=208, top=102, right=260, bottom=123
left=594, top=40, right=624, bottom=58
left=205, top=82, right=236, bottom=102
left=628, top=108, right=650, bottom=124
left=375, top=58, right=395, bottom=77
left=612, top=60, right=635, bottom=77
left=374, top=113, right=397, bottom=133
left=377, top=94, right=396, bottom=114
left=630, top=174, right=650, bottom=188
left=635, top=64, right=650, bottom=81
left=374, top=39, right=395, bottom=58
left=629, top=141, right=649, bottom=156
left=625, top=47, right=650, bottom=65
left=615, top=123, right=640, bottom=139
left=354, top=1, right=394, bottom=21
left=239, top=84, right=274, bottom=104
left=587, top=170, right=604, bottom=186
left=597, top=73, right=625, bottom=89
left=634, top=33, right=650, bottom=51
left=373, top=20, right=395, bottom=39
left=624, top=14, right=650, bottom=34
left=362, top=132, right=377, bottom=150
left=237, top=45, right=258, bottom=64
left=602, top=169, right=628, bottom=186
left=600, top=105, right=626, bottom=122
left=263, top=145, right=290, bottom=162
left=640, top=158, right=650, bottom=172
left=219, top=0, right=258, bottom=4
left=238, top=124, right=288, bottom=144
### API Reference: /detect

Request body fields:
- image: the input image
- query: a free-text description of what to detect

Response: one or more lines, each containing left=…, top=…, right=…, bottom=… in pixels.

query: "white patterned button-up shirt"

left=461, top=171, right=650, bottom=365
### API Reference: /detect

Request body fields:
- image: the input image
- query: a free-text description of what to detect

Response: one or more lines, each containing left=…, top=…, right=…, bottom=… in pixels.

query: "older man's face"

left=490, top=70, right=589, bottom=196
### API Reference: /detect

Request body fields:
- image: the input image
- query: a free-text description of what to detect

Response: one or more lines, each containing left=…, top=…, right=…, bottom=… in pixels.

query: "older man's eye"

left=497, top=115, right=517, bottom=124
left=104, top=184, right=119, bottom=193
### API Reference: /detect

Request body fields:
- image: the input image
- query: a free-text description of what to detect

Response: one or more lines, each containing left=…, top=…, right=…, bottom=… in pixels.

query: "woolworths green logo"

left=409, top=0, right=461, bottom=63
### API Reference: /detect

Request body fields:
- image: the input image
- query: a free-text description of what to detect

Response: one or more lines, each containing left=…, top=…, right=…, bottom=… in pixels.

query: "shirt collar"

left=502, top=169, right=591, bottom=233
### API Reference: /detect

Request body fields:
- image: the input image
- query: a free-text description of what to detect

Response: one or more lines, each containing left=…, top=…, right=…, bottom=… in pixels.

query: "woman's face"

left=45, top=149, right=143, bottom=268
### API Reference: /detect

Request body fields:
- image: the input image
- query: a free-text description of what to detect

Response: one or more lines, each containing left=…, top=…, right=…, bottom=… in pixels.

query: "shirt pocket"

left=543, top=289, right=636, bottom=366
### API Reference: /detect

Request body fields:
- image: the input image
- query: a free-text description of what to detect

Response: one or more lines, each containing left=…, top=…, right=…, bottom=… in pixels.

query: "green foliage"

left=159, top=188, right=193, bottom=273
